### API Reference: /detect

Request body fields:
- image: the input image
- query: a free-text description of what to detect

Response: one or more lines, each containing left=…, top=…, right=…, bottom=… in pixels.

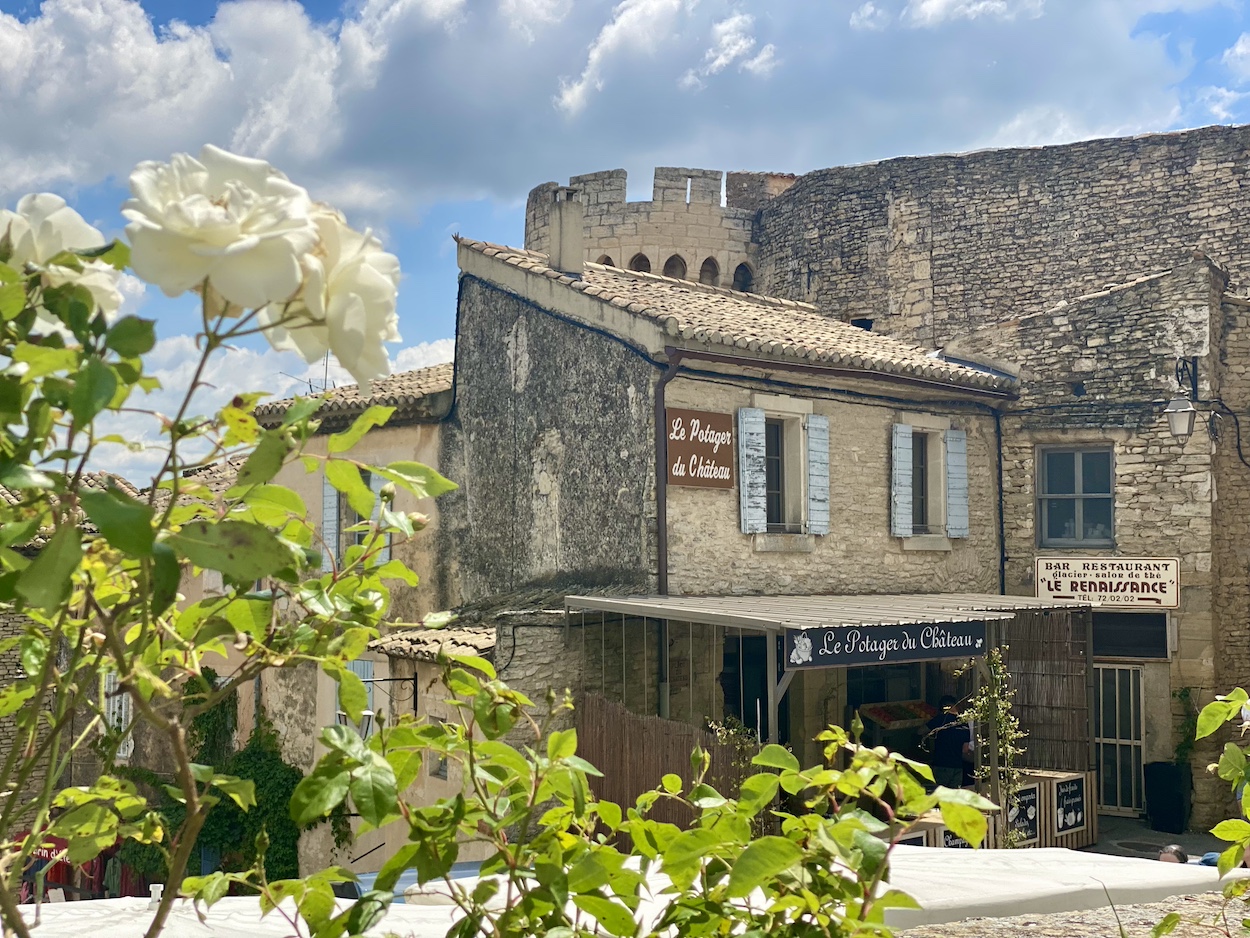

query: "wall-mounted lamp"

left=1164, top=356, right=1250, bottom=470
left=1163, top=396, right=1198, bottom=444
left=337, top=708, right=375, bottom=738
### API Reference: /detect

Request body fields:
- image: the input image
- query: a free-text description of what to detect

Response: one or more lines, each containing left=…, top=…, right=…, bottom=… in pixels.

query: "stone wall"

left=750, top=125, right=1250, bottom=346
left=664, top=374, right=1001, bottom=597
left=439, top=276, right=658, bottom=602
left=525, top=168, right=757, bottom=289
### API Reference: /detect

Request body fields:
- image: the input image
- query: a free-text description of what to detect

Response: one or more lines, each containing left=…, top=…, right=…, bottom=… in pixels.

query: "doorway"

left=1093, top=664, right=1145, bottom=815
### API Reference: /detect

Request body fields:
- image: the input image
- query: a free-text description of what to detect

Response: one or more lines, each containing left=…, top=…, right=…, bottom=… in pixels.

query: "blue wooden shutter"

left=945, top=428, right=970, bottom=538
left=890, top=423, right=913, bottom=537
left=738, top=407, right=767, bottom=534
left=321, top=471, right=339, bottom=572
left=368, top=473, right=392, bottom=562
left=806, top=414, right=830, bottom=535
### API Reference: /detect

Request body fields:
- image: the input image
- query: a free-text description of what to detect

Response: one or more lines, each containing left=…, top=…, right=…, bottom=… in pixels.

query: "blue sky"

left=4, top=0, right=1250, bottom=475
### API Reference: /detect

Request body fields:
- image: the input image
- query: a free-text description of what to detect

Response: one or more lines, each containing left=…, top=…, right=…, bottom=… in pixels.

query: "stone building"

left=525, top=124, right=1250, bottom=827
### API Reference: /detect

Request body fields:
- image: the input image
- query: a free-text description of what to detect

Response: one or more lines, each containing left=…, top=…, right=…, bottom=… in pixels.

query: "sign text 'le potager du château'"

left=666, top=409, right=734, bottom=489
left=784, top=622, right=987, bottom=670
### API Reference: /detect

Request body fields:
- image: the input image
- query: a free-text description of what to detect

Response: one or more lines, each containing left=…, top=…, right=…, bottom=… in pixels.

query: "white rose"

left=0, top=193, right=124, bottom=332
left=260, top=208, right=401, bottom=388
left=123, top=145, right=318, bottom=310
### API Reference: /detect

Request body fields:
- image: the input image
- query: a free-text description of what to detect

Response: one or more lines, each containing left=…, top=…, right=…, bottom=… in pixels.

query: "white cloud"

left=1223, top=33, right=1250, bottom=84
left=904, top=0, right=1042, bottom=27
left=501, top=0, right=573, bottom=41
left=556, top=0, right=686, bottom=115
left=94, top=334, right=455, bottom=481
left=850, top=2, right=891, bottom=30
left=680, top=13, right=776, bottom=91
left=1195, top=86, right=1248, bottom=122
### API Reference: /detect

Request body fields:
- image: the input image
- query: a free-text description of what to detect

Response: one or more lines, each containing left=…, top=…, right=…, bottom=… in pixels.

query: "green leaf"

left=150, top=542, right=180, bottom=618
left=726, top=836, right=802, bottom=898
left=16, top=525, right=81, bottom=611
left=290, top=766, right=351, bottom=826
left=235, top=432, right=290, bottom=489
left=337, top=668, right=368, bottom=723
left=660, top=774, right=682, bottom=794
left=211, top=775, right=257, bottom=811
left=1218, top=743, right=1248, bottom=783
left=183, top=872, right=231, bottom=908
left=328, top=406, right=395, bottom=454
left=1151, top=912, right=1181, bottom=937
left=447, top=652, right=495, bottom=679
left=375, top=843, right=419, bottom=893
left=1198, top=700, right=1239, bottom=740
left=349, top=753, right=398, bottom=827
left=596, top=800, right=622, bottom=831
left=737, top=773, right=780, bottom=815
left=571, top=895, right=636, bottom=937
left=80, top=487, right=155, bottom=557
left=0, top=464, right=53, bottom=490
left=241, top=484, right=306, bottom=520
left=105, top=316, right=156, bottom=356
left=0, top=282, right=26, bottom=321
left=1211, top=819, right=1250, bottom=843
left=69, top=358, right=117, bottom=425
left=165, top=520, right=292, bottom=582
left=78, top=240, right=131, bottom=271
left=1218, top=842, right=1245, bottom=878
left=375, top=461, right=458, bottom=499
left=940, top=800, right=987, bottom=848
left=320, top=723, right=370, bottom=763
left=548, top=728, right=577, bottom=761
left=752, top=744, right=799, bottom=773
left=325, top=460, right=374, bottom=519
left=375, top=559, right=418, bottom=586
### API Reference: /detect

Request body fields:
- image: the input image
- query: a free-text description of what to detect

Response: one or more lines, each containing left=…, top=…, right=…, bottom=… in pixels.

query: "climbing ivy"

left=963, top=647, right=1028, bottom=847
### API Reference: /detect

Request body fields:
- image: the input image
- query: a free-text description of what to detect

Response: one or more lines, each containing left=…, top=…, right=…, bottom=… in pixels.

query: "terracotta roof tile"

left=255, top=362, right=454, bottom=427
left=370, top=624, right=496, bottom=662
left=456, top=239, right=1015, bottom=394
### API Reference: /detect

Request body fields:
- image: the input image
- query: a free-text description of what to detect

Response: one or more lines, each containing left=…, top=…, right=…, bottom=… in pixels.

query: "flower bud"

left=407, top=512, right=429, bottom=531
left=379, top=482, right=396, bottom=504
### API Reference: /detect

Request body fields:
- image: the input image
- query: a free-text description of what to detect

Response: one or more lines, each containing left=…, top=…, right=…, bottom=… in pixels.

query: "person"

left=923, top=696, right=973, bottom=789
left=1158, top=844, right=1188, bottom=863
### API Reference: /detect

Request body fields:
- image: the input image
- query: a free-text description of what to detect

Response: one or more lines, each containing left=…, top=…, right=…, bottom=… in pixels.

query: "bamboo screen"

left=575, top=692, right=759, bottom=846
left=1002, top=608, right=1093, bottom=773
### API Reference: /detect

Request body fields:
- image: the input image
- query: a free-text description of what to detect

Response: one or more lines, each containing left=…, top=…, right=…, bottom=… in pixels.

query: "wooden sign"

left=1035, top=557, right=1179, bottom=608
left=666, top=409, right=734, bottom=488
left=784, top=622, right=987, bottom=670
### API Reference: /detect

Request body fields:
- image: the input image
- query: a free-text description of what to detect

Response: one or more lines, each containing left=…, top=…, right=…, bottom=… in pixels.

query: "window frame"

left=911, top=430, right=931, bottom=534
left=1037, top=445, right=1115, bottom=548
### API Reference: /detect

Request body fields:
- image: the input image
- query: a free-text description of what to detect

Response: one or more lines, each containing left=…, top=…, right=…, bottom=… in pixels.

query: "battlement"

left=524, top=167, right=764, bottom=292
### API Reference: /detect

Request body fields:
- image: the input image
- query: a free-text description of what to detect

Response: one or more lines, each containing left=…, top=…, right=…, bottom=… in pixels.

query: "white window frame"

left=1036, top=445, right=1115, bottom=549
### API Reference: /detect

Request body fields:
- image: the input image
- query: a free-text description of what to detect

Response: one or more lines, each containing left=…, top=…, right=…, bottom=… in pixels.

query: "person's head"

left=1159, top=844, right=1188, bottom=864
left=938, top=695, right=958, bottom=713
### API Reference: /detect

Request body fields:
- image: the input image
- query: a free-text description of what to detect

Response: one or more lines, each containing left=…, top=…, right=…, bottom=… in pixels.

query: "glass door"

left=1093, top=665, right=1144, bottom=815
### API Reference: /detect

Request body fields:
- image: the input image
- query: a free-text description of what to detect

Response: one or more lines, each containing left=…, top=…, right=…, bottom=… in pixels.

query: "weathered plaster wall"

left=664, top=375, right=1001, bottom=597
left=440, top=277, right=657, bottom=602
left=277, top=422, right=451, bottom=622
left=750, top=125, right=1250, bottom=346
left=526, top=168, right=756, bottom=287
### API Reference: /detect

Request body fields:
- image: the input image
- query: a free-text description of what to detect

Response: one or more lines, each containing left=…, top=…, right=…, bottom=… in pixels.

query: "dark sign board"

left=1055, top=776, right=1087, bottom=834
left=784, top=622, right=987, bottom=670
left=897, top=832, right=927, bottom=847
left=1009, top=783, right=1040, bottom=846
left=666, top=409, right=734, bottom=488
left=942, top=828, right=975, bottom=849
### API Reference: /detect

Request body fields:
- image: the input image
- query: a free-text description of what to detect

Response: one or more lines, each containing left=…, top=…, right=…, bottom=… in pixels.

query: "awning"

left=563, top=592, right=1089, bottom=633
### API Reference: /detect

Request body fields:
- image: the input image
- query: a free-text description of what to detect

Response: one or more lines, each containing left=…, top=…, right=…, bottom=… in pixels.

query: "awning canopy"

left=563, top=592, right=1090, bottom=634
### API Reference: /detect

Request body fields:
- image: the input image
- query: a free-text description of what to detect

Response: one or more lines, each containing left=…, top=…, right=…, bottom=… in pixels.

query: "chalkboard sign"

left=1008, top=783, right=1040, bottom=845
left=1055, top=776, right=1087, bottom=834
left=897, top=832, right=927, bottom=847
left=942, top=828, right=975, bottom=849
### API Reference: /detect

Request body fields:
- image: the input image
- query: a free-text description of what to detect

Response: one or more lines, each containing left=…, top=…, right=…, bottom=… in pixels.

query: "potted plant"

left=1144, top=688, right=1196, bottom=834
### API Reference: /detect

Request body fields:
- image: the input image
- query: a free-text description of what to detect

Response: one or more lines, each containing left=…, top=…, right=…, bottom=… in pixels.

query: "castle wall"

left=525, top=168, right=757, bottom=289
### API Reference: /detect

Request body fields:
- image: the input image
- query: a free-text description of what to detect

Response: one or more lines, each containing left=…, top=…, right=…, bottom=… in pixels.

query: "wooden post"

left=766, top=631, right=779, bottom=744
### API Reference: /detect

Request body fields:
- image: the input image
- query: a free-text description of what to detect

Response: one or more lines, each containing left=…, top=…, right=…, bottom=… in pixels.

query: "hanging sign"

left=666, top=409, right=734, bottom=489
left=1055, top=776, right=1087, bottom=834
left=1035, top=557, right=1179, bottom=608
left=784, top=622, right=987, bottom=670
left=1008, top=783, right=1040, bottom=846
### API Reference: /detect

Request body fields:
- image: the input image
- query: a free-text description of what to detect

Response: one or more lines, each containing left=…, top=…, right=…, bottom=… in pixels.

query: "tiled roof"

left=371, top=624, right=496, bottom=662
left=457, top=238, right=1016, bottom=395
left=1, top=472, right=144, bottom=549
left=255, top=362, right=454, bottom=428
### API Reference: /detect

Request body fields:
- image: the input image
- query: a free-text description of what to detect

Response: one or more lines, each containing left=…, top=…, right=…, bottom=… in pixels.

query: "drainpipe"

left=653, top=349, right=685, bottom=718
left=995, top=408, right=1007, bottom=595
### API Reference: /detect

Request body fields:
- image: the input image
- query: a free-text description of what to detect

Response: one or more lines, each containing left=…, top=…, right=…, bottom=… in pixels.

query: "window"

left=732, top=263, right=754, bottom=293
left=663, top=254, right=687, bottom=279
left=737, top=405, right=829, bottom=536
left=912, top=431, right=930, bottom=534
left=1039, top=447, right=1113, bottom=546
left=430, top=718, right=450, bottom=780
left=699, top=257, right=720, bottom=286
left=103, top=672, right=134, bottom=760
left=764, top=420, right=785, bottom=530
left=322, top=469, right=392, bottom=571
left=1092, top=612, right=1167, bottom=660
left=595, top=254, right=615, bottom=267
left=628, top=253, right=651, bottom=273
left=890, top=422, right=968, bottom=540
left=337, top=658, right=377, bottom=736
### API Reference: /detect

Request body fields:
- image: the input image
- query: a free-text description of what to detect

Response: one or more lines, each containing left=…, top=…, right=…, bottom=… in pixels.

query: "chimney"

left=548, top=187, right=584, bottom=276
